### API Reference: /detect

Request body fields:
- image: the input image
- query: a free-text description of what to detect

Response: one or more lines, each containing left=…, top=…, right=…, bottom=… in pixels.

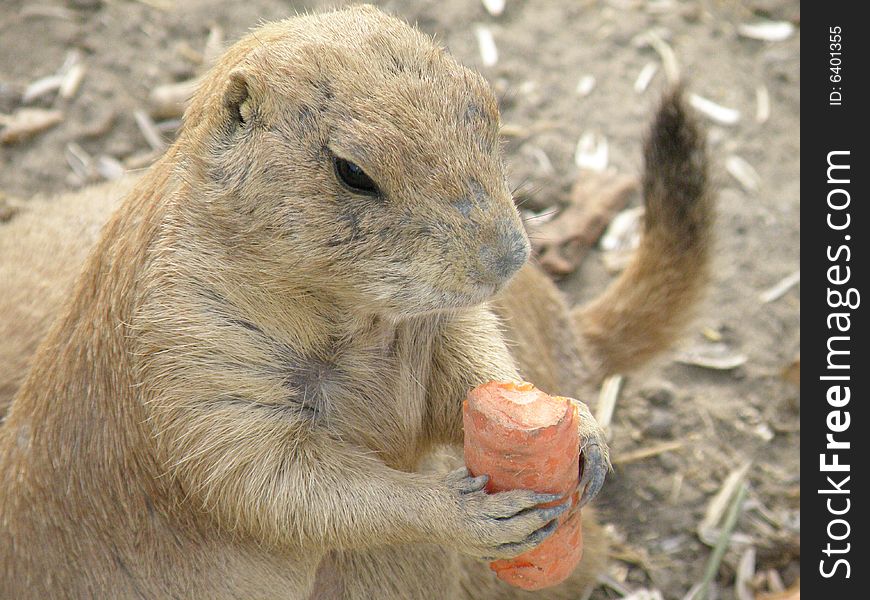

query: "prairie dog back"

left=0, top=179, right=132, bottom=412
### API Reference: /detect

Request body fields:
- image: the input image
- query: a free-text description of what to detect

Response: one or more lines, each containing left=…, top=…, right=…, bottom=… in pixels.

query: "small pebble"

left=645, top=408, right=675, bottom=438
left=642, top=384, right=675, bottom=407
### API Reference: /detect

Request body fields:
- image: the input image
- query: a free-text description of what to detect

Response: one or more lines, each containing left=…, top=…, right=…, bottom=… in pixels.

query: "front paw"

left=571, top=400, right=610, bottom=507
left=440, top=468, right=571, bottom=560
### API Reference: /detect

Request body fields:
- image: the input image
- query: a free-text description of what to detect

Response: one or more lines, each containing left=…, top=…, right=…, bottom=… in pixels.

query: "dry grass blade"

left=637, top=30, right=679, bottom=84
left=156, top=118, right=183, bottom=134
left=0, top=108, right=63, bottom=144
left=58, top=49, right=83, bottom=74
left=760, top=270, right=799, bottom=303
left=758, top=581, right=799, bottom=600
left=574, top=131, right=608, bottom=171
left=681, top=583, right=704, bottom=600
left=60, top=63, right=87, bottom=100
left=614, top=441, right=684, bottom=465
left=595, top=374, right=622, bottom=437
left=202, top=25, right=225, bottom=66
left=22, top=50, right=86, bottom=104
left=601, top=207, right=644, bottom=251
left=481, top=0, right=505, bottom=17
left=676, top=343, right=747, bottom=371
left=124, top=149, right=161, bottom=170
left=134, top=109, right=167, bottom=152
left=690, top=483, right=749, bottom=600
left=498, top=123, right=526, bottom=138
left=756, top=85, right=771, bottom=123
left=474, top=26, right=498, bottom=67
left=624, top=590, right=664, bottom=600
left=65, top=142, right=95, bottom=181
left=765, top=569, right=786, bottom=594
left=532, top=170, right=638, bottom=276
left=149, top=78, right=199, bottom=120
left=634, top=62, right=659, bottom=94
left=597, top=573, right=633, bottom=596
left=735, top=546, right=756, bottom=600
left=601, top=206, right=644, bottom=273
left=701, top=327, right=722, bottom=342
left=22, top=75, right=64, bottom=104
left=521, top=145, right=554, bottom=176
left=698, top=461, right=751, bottom=546
left=737, top=21, right=795, bottom=42
left=689, top=94, right=741, bottom=126
left=726, top=155, right=761, bottom=193
left=20, top=5, right=76, bottom=20
left=96, top=155, right=126, bottom=181
left=175, top=41, right=204, bottom=65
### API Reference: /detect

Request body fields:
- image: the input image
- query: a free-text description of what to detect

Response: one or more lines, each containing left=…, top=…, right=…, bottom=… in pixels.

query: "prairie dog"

left=0, top=5, right=711, bottom=599
left=2, top=6, right=607, bottom=598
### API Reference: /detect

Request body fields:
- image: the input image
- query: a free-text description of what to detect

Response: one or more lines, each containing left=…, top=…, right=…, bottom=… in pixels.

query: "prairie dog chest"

left=285, top=317, right=437, bottom=466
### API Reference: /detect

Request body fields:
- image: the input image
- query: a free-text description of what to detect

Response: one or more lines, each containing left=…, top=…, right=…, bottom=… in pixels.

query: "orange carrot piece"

left=463, top=381, right=582, bottom=591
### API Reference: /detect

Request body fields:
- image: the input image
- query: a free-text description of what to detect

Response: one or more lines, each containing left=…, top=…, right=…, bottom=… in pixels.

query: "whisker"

left=498, top=84, right=517, bottom=109
left=511, top=176, right=531, bottom=198
left=521, top=208, right=559, bottom=223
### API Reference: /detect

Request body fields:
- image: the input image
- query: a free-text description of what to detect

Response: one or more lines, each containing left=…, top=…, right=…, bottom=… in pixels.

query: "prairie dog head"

left=177, top=5, right=529, bottom=319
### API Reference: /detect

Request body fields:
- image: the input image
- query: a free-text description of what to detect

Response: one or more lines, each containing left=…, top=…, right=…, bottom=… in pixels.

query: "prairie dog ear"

left=222, top=69, right=255, bottom=126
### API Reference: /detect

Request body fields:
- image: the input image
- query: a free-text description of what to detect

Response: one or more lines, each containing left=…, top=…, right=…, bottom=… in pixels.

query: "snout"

left=473, top=227, right=530, bottom=286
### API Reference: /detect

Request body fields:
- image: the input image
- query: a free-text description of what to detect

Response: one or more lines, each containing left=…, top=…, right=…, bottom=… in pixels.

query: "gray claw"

left=449, top=467, right=490, bottom=494
left=578, top=442, right=608, bottom=507
left=496, top=519, right=559, bottom=556
left=502, top=497, right=570, bottom=522
left=531, top=492, right=564, bottom=505
left=462, top=474, right=489, bottom=494
left=535, top=498, right=571, bottom=522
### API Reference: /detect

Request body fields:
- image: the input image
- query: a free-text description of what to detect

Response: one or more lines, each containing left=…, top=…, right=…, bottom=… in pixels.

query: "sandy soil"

left=0, top=1, right=800, bottom=598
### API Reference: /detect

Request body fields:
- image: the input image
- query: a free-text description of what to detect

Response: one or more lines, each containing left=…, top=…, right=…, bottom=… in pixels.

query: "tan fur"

left=0, top=178, right=136, bottom=409
left=0, top=6, right=710, bottom=599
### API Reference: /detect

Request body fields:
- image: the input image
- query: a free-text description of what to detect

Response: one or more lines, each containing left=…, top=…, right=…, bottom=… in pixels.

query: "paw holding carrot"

left=463, top=381, right=608, bottom=591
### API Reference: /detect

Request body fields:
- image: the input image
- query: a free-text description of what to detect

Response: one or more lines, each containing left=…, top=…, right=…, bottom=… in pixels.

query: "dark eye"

left=334, top=157, right=379, bottom=195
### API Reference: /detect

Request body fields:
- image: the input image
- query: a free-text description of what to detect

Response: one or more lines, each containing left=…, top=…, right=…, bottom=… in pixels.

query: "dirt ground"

left=0, top=0, right=800, bottom=598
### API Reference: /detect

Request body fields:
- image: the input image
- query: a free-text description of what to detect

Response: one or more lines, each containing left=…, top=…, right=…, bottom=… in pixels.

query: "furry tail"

left=573, top=87, right=713, bottom=379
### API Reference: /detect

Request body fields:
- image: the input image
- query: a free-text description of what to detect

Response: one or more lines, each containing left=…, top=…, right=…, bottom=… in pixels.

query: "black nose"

left=477, top=231, right=530, bottom=283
